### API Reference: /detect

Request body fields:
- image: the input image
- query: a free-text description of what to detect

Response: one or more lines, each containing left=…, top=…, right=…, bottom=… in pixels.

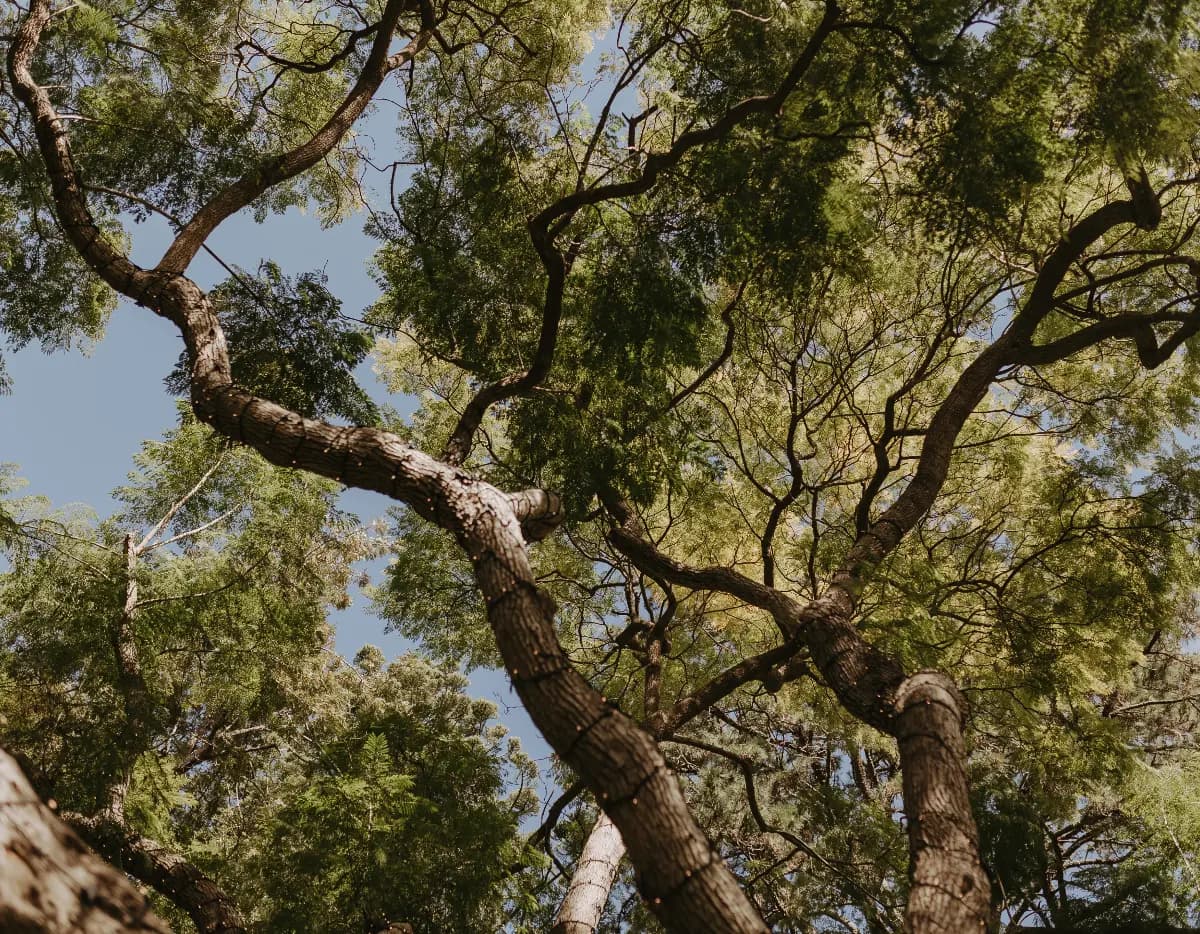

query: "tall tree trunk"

left=0, top=748, right=168, bottom=933
left=22, top=0, right=1160, bottom=928
left=551, top=813, right=627, bottom=934
left=104, top=533, right=150, bottom=823
left=9, top=2, right=772, bottom=921
left=894, top=673, right=986, bottom=934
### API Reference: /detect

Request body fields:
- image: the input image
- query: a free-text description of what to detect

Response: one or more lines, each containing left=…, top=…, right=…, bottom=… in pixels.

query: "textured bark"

left=181, top=284, right=762, bottom=932
left=607, top=511, right=991, bottom=932
left=66, top=814, right=246, bottom=934
left=825, top=195, right=1154, bottom=934
left=0, top=749, right=168, bottom=933
left=551, top=813, right=627, bottom=934
left=10, top=0, right=1171, bottom=929
left=894, top=674, right=987, bottom=934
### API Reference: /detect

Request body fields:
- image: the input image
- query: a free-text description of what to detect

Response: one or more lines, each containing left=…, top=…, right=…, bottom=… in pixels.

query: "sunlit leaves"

left=228, top=653, right=540, bottom=933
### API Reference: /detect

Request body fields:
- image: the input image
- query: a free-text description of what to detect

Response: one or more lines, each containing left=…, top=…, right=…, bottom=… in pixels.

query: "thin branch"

left=440, top=1, right=842, bottom=465
left=156, top=0, right=434, bottom=273
left=144, top=502, right=243, bottom=554
left=136, top=455, right=227, bottom=553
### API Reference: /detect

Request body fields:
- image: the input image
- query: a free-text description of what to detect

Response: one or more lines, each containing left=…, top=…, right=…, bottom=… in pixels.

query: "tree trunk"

left=552, top=813, right=626, bottom=934
left=894, top=673, right=989, bottom=934
left=104, top=533, right=150, bottom=823
left=0, top=748, right=168, bottom=933
left=795, top=602, right=991, bottom=934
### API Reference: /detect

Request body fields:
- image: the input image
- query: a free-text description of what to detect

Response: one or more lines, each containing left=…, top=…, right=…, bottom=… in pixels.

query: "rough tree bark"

left=0, top=748, right=168, bottom=933
left=64, top=814, right=245, bottom=934
left=604, top=189, right=1161, bottom=934
left=550, top=813, right=627, bottom=934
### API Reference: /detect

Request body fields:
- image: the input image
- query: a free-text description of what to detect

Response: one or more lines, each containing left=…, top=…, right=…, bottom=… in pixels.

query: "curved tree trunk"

left=552, top=813, right=626, bottom=934
left=15, top=1, right=1164, bottom=931
left=605, top=184, right=1163, bottom=933
left=0, top=748, right=168, bottom=933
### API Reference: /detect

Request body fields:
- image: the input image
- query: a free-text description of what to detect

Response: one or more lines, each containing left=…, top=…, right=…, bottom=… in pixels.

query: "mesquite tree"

left=5, top=0, right=1200, bottom=931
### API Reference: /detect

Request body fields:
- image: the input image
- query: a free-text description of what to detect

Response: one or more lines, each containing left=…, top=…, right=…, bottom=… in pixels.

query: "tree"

left=227, top=649, right=541, bottom=933
left=4, top=0, right=1200, bottom=931
left=0, top=424, right=541, bottom=932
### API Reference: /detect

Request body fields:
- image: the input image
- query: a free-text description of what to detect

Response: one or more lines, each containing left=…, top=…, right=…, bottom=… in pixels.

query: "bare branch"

left=136, top=453, right=227, bottom=553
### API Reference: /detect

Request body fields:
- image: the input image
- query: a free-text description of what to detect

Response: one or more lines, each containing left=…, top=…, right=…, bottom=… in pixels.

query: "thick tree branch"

left=9, top=7, right=768, bottom=930
left=1015, top=298, right=1200, bottom=370
left=65, top=812, right=246, bottom=934
left=156, top=0, right=433, bottom=274
left=840, top=194, right=1148, bottom=591
left=507, top=488, right=566, bottom=542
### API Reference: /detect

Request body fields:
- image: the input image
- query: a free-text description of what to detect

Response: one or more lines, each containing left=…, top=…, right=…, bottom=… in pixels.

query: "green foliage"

left=166, top=263, right=378, bottom=424
left=0, top=200, right=115, bottom=392
left=0, top=423, right=539, bottom=933
left=252, top=731, right=420, bottom=933
left=13, top=0, right=1200, bottom=929
left=0, top=418, right=358, bottom=809
left=371, top=131, right=549, bottom=380
left=372, top=506, right=497, bottom=669
left=233, top=654, right=540, bottom=933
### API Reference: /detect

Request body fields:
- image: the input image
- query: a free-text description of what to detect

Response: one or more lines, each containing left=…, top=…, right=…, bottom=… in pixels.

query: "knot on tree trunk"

left=893, top=670, right=967, bottom=730
left=507, top=488, right=566, bottom=542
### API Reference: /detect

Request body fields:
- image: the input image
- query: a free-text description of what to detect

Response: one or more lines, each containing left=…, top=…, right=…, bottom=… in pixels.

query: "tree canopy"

left=4, top=0, right=1200, bottom=932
